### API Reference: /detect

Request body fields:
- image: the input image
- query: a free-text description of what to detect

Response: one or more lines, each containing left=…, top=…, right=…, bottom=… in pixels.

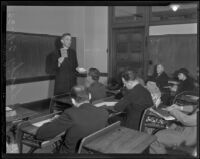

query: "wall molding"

left=7, top=98, right=51, bottom=113
left=6, top=73, right=108, bottom=85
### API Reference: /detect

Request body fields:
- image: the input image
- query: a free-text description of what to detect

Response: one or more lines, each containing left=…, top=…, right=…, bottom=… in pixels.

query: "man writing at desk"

left=35, top=85, right=109, bottom=153
left=104, top=70, right=153, bottom=130
left=149, top=103, right=198, bottom=155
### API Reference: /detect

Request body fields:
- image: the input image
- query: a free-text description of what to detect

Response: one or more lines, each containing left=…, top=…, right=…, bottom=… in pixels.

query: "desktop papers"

left=32, top=118, right=52, bottom=127
left=94, top=101, right=117, bottom=107
left=149, top=108, right=175, bottom=121
left=185, top=95, right=199, bottom=101
left=6, top=106, right=12, bottom=111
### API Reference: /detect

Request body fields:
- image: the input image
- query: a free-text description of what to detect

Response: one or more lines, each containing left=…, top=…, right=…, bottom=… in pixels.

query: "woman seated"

left=86, top=67, right=107, bottom=102
left=149, top=103, right=198, bottom=155
left=170, top=68, right=195, bottom=95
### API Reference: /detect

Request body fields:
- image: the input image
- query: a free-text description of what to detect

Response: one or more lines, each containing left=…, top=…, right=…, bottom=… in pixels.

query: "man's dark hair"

left=70, top=85, right=89, bottom=103
left=88, top=68, right=100, bottom=81
left=61, top=33, right=71, bottom=40
left=121, top=70, right=137, bottom=82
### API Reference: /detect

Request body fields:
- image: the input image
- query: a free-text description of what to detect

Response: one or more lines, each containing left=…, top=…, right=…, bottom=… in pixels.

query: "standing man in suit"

left=46, top=33, right=84, bottom=95
left=35, top=85, right=109, bottom=153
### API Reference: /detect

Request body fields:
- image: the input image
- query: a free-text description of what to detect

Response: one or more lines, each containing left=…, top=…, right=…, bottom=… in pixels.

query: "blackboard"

left=148, top=34, right=197, bottom=78
left=6, top=32, right=76, bottom=83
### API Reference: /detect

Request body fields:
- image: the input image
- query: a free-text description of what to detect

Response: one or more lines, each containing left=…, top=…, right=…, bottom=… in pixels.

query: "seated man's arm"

left=36, top=113, right=72, bottom=140
left=99, top=97, right=130, bottom=113
left=169, top=109, right=197, bottom=126
left=114, top=97, right=130, bottom=112
left=165, top=104, right=194, bottom=113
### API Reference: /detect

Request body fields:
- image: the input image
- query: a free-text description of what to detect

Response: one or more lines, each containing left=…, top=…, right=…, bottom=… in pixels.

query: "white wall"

left=84, top=7, right=108, bottom=72
left=7, top=6, right=85, bottom=67
left=84, top=7, right=108, bottom=84
left=149, top=23, right=197, bottom=35
left=6, top=6, right=108, bottom=105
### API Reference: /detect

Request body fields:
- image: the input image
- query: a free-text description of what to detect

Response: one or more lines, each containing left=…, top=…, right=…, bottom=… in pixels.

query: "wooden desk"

left=6, top=106, right=39, bottom=124
left=92, top=95, right=117, bottom=105
left=83, top=126, right=156, bottom=153
left=49, top=92, right=117, bottom=113
left=175, top=95, right=199, bottom=105
left=49, top=93, right=72, bottom=113
left=17, top=112, right=63, bottom=153
left=92, top=96, right=124, bottom=118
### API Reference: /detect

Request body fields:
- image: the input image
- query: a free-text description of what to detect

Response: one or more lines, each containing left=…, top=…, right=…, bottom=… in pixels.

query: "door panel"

left=113, top=27, right=145, bottom=80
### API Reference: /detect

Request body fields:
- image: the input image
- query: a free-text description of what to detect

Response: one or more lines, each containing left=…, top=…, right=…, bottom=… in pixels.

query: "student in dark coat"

left=107, top=70, right=154, bottom=130
left=36, top=85, right=109, bottom=153
left=86, top=68, right=107, bottom=102
left=175, top=68, right=195, bottom=95
left=47, top=33, right=79, bottom=95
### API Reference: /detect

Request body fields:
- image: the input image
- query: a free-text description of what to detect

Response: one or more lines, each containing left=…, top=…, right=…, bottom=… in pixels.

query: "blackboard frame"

left=6, top=31, right=79, bottom=85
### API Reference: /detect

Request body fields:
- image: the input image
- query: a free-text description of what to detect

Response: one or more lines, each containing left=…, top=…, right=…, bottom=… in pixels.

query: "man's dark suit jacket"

left=114, top=84, right=154, bottom=130
left=36, top=103, right=109, bottom=153
left=154, top=72, right=169, bottom=91
left=46, top=48, right=78, bottom=95
left=176, top=77, right=195, bottom=95
left=88, top=81, right=107, bottom=102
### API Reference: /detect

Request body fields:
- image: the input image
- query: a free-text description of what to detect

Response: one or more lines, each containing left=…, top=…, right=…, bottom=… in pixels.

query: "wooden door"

left=111, top=27, right=145, bottom=81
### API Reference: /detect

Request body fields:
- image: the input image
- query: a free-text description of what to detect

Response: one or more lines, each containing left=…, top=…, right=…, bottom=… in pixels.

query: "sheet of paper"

left=168, top=81, right=179, bottom=84
left=6, top=106, right=12, bottom=111
left=185, top=95, right=199, bottom=101
left=94, top=101, right=117, bottom=107
left=163, top=116, right=176, bottom=121
left=32, top=118, right=52, bottom=127
left=149, top=108, right=175, bottom=121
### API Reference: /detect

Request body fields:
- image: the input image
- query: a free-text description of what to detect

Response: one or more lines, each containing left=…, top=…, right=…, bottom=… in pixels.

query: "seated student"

left=35, top=85, right=109, bottom=153
left=152, top=64, right=169, bottom=91
left=86, top=68, right=107, bottom=102
left=149, top=103, right=198, bottom=154
left=105, top=70, right=154, bottom=130
left=170, top=68, right=195, bottom=95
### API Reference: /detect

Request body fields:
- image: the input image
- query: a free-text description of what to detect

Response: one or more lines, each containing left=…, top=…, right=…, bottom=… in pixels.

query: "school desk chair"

left=16, top=111, right=64, bottom=153
left=77, top=121, right=121, bottom=154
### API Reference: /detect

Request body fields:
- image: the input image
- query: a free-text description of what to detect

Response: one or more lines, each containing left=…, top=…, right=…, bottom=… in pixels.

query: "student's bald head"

left=70, top=85, right=90, bottom=103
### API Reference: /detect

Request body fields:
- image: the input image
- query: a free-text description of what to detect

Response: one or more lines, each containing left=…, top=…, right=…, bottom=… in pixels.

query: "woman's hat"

left=177, top=68, right=189, bottom=76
